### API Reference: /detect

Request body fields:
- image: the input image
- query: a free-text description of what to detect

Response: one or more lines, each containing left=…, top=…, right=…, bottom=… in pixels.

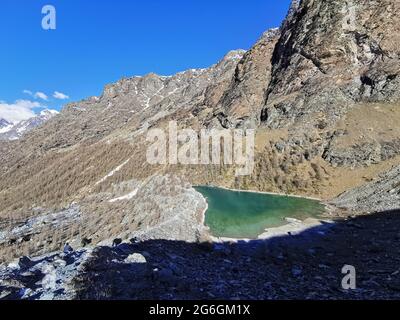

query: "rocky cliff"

left=262, top=0, right=400, bottom=128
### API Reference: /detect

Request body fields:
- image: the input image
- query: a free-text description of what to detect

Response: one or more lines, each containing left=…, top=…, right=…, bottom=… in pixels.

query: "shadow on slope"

left=74, top=209, right=400, bottom=300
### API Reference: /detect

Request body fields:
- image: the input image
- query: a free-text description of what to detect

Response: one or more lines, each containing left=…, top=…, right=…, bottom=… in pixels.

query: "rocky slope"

left=332, top=165, right=400, bottom=213
left=2, top=209, right=400, bottom=300
left=212, top=28, right=280, bottom=129
left=257, top=0, right=400, bottom=187
left=0, top=110, right=58, bottom=141
left=262, top=0, right=400, bottom=128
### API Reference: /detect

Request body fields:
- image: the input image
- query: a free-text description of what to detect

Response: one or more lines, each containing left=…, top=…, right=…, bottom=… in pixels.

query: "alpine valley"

left=0, top=0, right=399, bottom=300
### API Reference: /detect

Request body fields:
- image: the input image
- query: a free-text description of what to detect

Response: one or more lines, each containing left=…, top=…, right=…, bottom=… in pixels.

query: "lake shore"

left=209, top=217, right=335, bottom=243
left=197, top=184, right=324, bottom=201
left=194, top=185, right=336, bottom=243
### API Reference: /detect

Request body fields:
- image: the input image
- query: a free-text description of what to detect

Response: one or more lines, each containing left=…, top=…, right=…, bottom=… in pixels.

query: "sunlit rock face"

left=262, top=0, right=400, bottom=129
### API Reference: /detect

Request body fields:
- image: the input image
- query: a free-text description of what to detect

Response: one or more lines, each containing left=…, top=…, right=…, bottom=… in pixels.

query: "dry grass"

left=0, top=141, right=136, bottom=216
left=332, top=103, right=400, bottom=148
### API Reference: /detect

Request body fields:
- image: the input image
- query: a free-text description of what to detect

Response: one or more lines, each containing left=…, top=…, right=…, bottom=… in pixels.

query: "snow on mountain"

left=0, top=119, right=11, bottom=128
left=0, top=119, right=13, bottom=134
left=0, top=109, right=59, bottom=141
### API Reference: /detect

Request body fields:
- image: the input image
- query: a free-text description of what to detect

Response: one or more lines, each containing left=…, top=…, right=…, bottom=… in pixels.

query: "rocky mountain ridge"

left=0, top=110, right=58, bottom=141
left=0, top=119, right=12, bottom=131
left=262, top=0, right=400, bottom=128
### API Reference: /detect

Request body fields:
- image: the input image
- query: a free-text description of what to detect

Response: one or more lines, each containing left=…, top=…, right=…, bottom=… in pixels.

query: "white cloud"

left=24, top=89, right=69, bottom=101
left=53, top=91, right=69, bottom=100
left=0, top=100, right=42, bottom=124
left=23, top=90, right=49, bottom=101
left=34, top=92, right=48, bottom=101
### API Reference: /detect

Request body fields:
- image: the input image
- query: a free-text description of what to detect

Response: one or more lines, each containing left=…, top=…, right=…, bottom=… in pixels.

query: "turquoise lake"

left=195, top=186, right=326, bottom=239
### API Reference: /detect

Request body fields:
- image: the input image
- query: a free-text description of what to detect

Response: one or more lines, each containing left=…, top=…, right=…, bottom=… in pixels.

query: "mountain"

left=0, top=110, right=58, bottom=141
left=264, top=0, right=400, bottom=130
left=0, top=50, right=247, bottom=261
left=0, top=0, right=399, bottom=299
left=0, top=119, right=12, bottom=133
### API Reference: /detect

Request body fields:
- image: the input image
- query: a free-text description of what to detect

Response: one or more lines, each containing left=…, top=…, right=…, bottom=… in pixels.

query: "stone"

left=124, top=253, right=147, bottom=264
left=18, top=256, right=34, bottom=270
left=291, top=266, right=303, bottom=277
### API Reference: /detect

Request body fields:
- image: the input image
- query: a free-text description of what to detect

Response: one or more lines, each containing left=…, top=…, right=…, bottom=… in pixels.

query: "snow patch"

left=95, top=159, right=130, bottom=186
left=109, top=189, right=138, bottom=203
left=0, top=125, right=13, bottom=134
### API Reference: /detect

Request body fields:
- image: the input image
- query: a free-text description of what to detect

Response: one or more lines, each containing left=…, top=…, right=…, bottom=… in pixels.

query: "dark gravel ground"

left=73, top=209, right=400, bottom=300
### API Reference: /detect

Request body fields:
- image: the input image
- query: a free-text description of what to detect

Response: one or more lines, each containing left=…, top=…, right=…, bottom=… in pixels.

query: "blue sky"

left=0, top=0, right=291, bottom=121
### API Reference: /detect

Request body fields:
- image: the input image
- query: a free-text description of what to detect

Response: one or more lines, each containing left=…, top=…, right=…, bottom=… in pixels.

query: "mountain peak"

left=40, top=109, right=59, bottom=117
left=262, top=0, right=400, bottom=129
left=0, top=110, right=58, bottom=141
left=223, top=49, right=247, bottom=62
left=0, top=118, right=12, bottom=128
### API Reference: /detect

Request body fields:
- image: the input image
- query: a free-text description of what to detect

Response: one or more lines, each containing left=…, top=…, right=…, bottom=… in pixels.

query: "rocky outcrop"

left=0, top=174, right=208, bottom=264
left=100, top=174, right=209, bottom=244
left=262, top=0, right=400, bottom=129
left=324, top=139, right=400, bottom=168
left=0, top=249, right=93, bottom=300
left=213, top=29, right=280, bottom=129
